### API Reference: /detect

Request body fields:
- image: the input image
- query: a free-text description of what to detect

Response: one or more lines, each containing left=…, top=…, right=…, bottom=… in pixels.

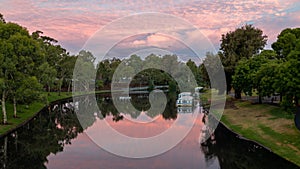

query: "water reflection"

left=199, top=110, right=300, bottom=169
left=0, top=101, right=83, bottom=169
left=0, top=94, right=299, bottom=169
left=95, top=92, right=178, bottom=121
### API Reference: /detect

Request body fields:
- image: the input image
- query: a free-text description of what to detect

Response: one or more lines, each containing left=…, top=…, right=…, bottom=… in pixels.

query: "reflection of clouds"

left=90, top=107, right=200, bottom=138
left=47, top=112, right=210, bottom=169
left=102, top=115, right=173, bottom=138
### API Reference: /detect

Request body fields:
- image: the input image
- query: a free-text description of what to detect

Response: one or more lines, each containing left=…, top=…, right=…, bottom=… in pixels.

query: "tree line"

left=0, top=14, right=77, bottom=124
left=96, top=54, right=202, bottom=92
left=208, top=25, right=299, bottom=112
left=1, top=11, right=299, bottom=125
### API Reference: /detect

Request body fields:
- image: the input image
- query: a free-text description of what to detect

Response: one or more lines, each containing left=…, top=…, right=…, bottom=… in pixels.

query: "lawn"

left=0, top=90, right=112, bottom=136
left=0, top=92, right=73, bottom=135
left=221, top=97, right=300, bottom=166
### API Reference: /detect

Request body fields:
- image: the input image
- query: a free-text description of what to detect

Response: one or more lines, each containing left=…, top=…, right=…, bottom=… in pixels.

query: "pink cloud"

left=132, top=39, right=147, bottom=46
left=0, top=0, right=299, bottom=54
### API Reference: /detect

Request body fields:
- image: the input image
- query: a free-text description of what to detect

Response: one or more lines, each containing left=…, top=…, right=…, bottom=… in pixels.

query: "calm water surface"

left=0, top=93, right=299, bottom=169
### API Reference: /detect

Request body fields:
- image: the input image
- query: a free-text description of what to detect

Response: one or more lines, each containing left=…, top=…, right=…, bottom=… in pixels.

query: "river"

left=0, top=93, right=299, bottom=169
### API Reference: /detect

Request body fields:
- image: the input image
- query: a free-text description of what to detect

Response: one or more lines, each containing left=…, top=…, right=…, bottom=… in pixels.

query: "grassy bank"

left=0, top=92, right=73, bottom=135
left=0, top=90, right=112, bottom=136
left=221, top=98, right=300, bottom=166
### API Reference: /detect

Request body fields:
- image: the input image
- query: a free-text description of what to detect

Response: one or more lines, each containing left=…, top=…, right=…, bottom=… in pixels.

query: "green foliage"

left=186, top=59, right=203, bottom=86
left=148, top=79, right=155, bottom=92
left=272, top=28, right=300, bottom=59
left=200, top=52, right=225, bottom=94
left=232, top=27, right=300, bottom=111
left=219, top=24, right=267, bottom=95
left=272, top=28, right=300, bottom=110
left=256, top=61, right=279, bottom=97
left=16, top=76, right=42, bottom=104
left=168, top=80, right=177, bottom=92
left=233, top=54, right=269, bottom=96
left=0, top=14, right=76, bottom=123
left=97, top=54, right=197, bottom=93
left=96, top=58, right=121, bottom=86
left=73, top=50, right=96, bottom=92
left=37, top=62, right=57, bottom=92
left=0, top=19, right=45, bottom=122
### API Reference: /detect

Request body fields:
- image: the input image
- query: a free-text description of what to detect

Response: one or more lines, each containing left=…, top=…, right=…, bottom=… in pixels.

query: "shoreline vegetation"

left=1, top=89, right=299, bottom=167
left=220, top=97, right=300, bottom=167
left=1, top=12, right=300, bottom=167
left=0, top=92, right=72, bottom=136
left=0, top=90, right=111, bottom=137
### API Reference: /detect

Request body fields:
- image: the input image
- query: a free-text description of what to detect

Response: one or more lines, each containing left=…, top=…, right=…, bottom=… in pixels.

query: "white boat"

left=176, top=92, right=193, bottom=107
left=177, top=106, right=193, bottom=113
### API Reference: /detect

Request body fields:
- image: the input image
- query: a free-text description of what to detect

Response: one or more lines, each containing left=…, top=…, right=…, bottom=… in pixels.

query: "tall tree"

left=37, top=62, right=57, bottom=93
left=73, top=50, right=96, bottom=92
left=272, top=28, right=300, bottom=111
left=232, top=54, right=269, bottom=103
left=219, top=24, right=267, bottom=98
left=56, top=54, right=76, bottom=95
left=0, top=20, right=44, bottom=122
left=32, top=30, right=69, bottom=93
left=7, top=33, right=44, bottom=117
left=186, top=59, right=203, bottom=86
left=255, top=60, right=280, bottom=103
left=200, top=52, right=225, bottom=94
left=0, top=22, right=27, bottom=123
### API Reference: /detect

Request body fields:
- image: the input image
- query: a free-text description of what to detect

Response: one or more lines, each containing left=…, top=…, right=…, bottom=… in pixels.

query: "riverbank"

left=0, top=92, right=73, bottom=136
left=221, top=97, right=300, bottom=166
left=0, top=90, right=111, bottom=137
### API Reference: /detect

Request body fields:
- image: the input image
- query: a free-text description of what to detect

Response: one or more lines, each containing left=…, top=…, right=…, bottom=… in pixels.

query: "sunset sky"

left=1, top=0, right=300, bottom=58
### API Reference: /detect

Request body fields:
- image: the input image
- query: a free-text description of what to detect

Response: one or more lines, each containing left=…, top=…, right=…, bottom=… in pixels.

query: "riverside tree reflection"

left=0, top=101, right=83, bottom=169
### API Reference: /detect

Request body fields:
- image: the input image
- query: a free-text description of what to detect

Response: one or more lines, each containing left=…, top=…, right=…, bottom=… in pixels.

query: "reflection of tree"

left=0, top=100, right=83, bottom=169
left=200, top=141, right=218, bottom=168
left=96, top=95, right=125, bottom=122
left=130, top=94, right=150, bottom=111
left=96, top=93, right=177, bottom=121
left=74, top=95, right=98, bottom=128
left=200, top=120, right=300, bottom=169
left=162, top=92, right=177, bottom=120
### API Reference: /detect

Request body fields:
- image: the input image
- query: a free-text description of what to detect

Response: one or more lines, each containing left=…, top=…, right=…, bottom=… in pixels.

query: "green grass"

left=221, top=98, right=300, bottom=167
left=0, top=90, right=112, bottom=136
left=0, top=92, right=73, bottom=135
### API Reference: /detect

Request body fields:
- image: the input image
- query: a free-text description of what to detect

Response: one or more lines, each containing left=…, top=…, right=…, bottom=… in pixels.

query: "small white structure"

left=176, top=92, right=193, bottom=107
left=195, top=87, right=203, bottom=92
left=194, top=86, right=203, bottom=98
left=119, top=96, right=131, bottom=101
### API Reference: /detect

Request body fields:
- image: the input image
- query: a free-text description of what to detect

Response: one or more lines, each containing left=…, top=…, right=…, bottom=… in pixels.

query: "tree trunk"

left=13, top=96, right=17, bottom=118
left=258, top=95, right=262, bottom=104
left=3, top=136, right=7, bottom=169
left=2, top=92, right=7, bottom=124
left=295, top=96, right=299, bottom=106
left=68, top=81, right=71, bottom=93
left=59, top=78, right=63, bottom=96
left=280, top=93, right=283, bottom=102
left=15, top=131, right=18, bottom=151
left=234, top=90, right=241, bottom=99
left=295, top=106, right=300, bottom=131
